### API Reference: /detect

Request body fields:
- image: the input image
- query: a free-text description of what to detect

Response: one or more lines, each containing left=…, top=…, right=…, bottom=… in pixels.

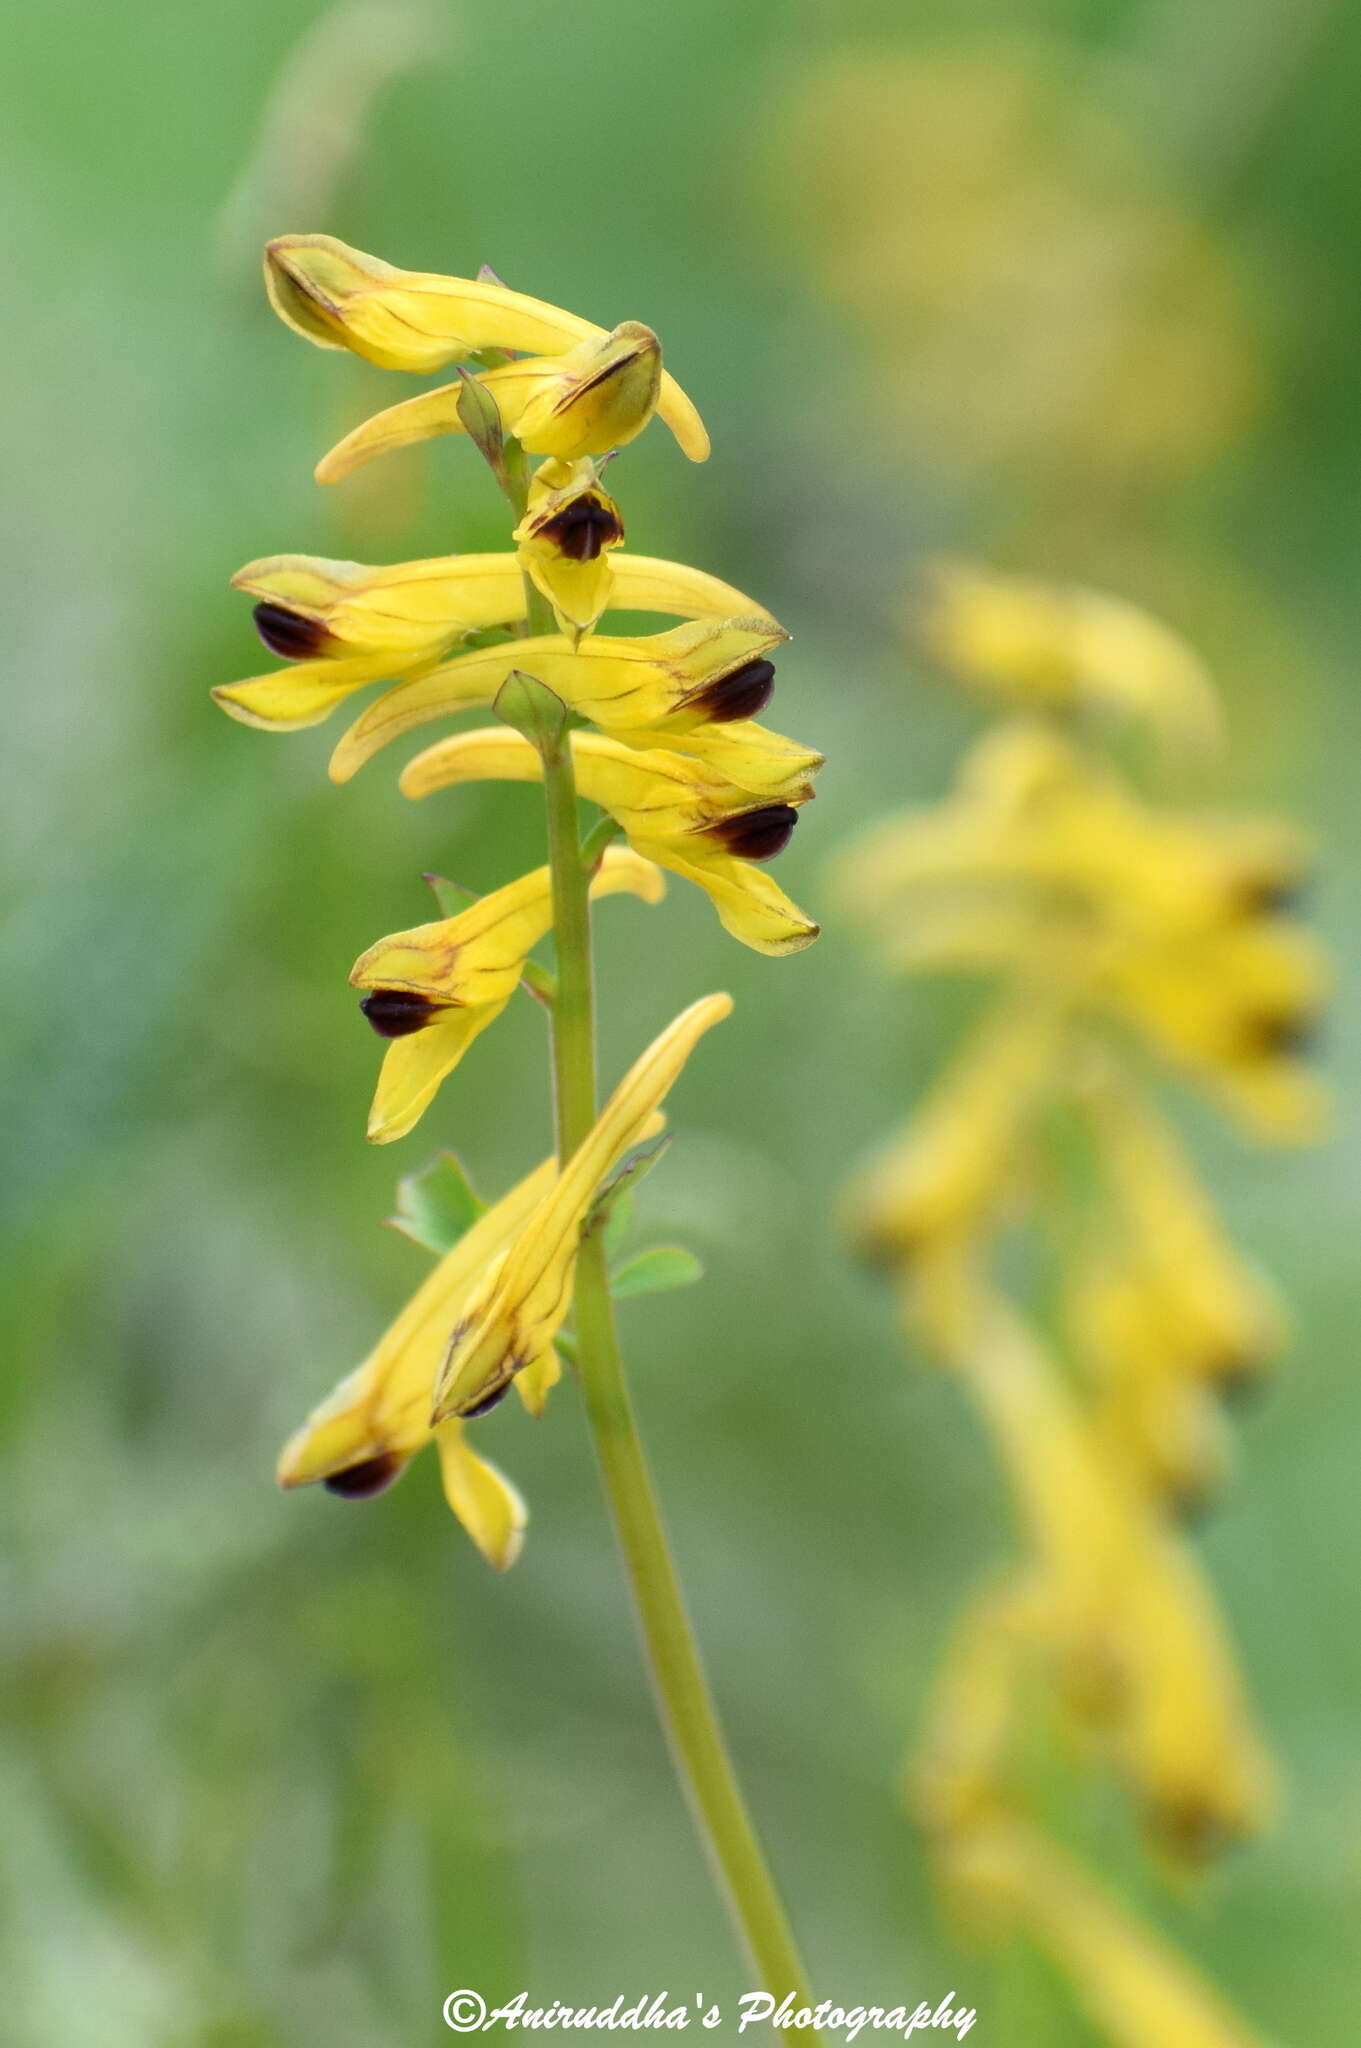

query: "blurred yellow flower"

left=944, top=1822, right=1276, bottom=2048
left=912, top=558, right=1222, bottom=753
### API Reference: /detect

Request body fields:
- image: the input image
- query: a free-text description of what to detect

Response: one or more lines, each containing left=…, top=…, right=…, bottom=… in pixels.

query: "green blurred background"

left=4, top=0, right=1360, bottom=2040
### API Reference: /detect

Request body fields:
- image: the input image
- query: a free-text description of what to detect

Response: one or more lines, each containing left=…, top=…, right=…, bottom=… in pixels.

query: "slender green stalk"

left=502, top=453, right=820, bottom=2038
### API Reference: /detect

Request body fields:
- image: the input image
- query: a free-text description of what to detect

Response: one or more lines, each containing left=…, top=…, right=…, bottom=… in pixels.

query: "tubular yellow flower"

left=944, top=1822, right=1276, bottom=2048
left=1068, top=1254, right=1234, bottom=1514
left=215, top=549, right=776, bottom=732
left=264, top=233, right=710, bottom=459
left=513, top=457, right=625, bottom=636
left=433, top=994, right=733, bottom=1420
left=846, top=996, right=1067, bottom=1264
left=276, top=1154, right=559, bottom=1565
left=1084, top=1073, right=1287, bottom=1391
left=352, top=848, right=665, bottom=1143
left=914, top=558, right=1223, bottom=753
left=326, top=617, right=789, bottom=783
left=400, top=726, right=819, bottom=956
left=910, top=1570, right=1040, bottom=1837
left=317, top=322, right=665, bottom=478
left=1113, top=1525, right=1278, bottom=1863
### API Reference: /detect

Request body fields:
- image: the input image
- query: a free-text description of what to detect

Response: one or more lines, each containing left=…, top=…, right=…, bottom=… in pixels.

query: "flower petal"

left=432, top=994, right=732, bottom=1418
left=212, top=654, right=389, bottom=731
left=434, top=1423, right=528, bottom=1570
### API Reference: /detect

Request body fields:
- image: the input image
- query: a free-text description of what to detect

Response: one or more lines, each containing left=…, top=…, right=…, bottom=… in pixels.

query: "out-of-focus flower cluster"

left=839, top=561, right=1325, bottom=2046
left=214, top=237, right=820, bottom=1565
left=768, top=40, right=1263, bottom=489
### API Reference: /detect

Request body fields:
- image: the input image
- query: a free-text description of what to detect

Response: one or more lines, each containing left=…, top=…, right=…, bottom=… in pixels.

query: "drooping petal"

left=513, top=458, right=625, bottom=636
left=212, top=653, right=394, bottom=730
left=512, top=1347, right=562, bottom=1418
left=265, top=234, right=709, bottom=459
left=434, top=1424, right=527, bottom=1571
left=432, top=994, right=733, bottom=1419
left=363, top=1005, right=504, bottom=1145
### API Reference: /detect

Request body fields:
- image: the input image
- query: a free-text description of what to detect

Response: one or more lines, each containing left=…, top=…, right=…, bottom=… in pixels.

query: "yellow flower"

left=327, top=617, right=789, bottom=784
left=317, top=322, right=668, bottom=478
left=399, top=726, right=820, bottom=957
left=264, top=233, right=709, bottom=459
left=352, top=848, right=664, bottom=1143
left=846, top=996, right=1067, bottom=1264
left=215, top=550, right=775, bottom=732
left=913, top=558, right=1223, bottom=752
left=432, top=993, right=733, bottom=1419
left=944, top=1821, right=1275, bottom=2048
left=1067, top=1252, right=1233, bottom=1514
left=276, top=1155, right=562, bottom=1568
left=843, top=742, right=1305, bottom=944
left=1084, top=1073, right=1287, bottom=1392
left=956, top=1298, right=1276, bottom=1854
left=911, top=1569, right=1040, bottom=1836
left=1113, top=1522, right=1278, bottom=1863
left=513, top=458, right=624, bottom=636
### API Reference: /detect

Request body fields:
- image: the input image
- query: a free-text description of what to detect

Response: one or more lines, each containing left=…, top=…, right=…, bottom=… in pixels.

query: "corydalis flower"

left=912, top=558, right=1223, bottom=754
left=319, top=322, right=668, bottom=477
left=513, top=457, right=625, bottom=636
left=276, top=1155, right=561, bottom=1568
left=433, top=994, right=733, bottom=1419
left=400, top=726, right=820, bottom=957
left=215, top=550, right=773, bottom=732
left=353, top=848, right=664, bottom=1143
left=326, top=616, right=791, bottom=785
left=264, top=233, right=709, bottom=460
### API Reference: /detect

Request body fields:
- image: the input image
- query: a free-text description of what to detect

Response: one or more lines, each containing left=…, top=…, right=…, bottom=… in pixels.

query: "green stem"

left=541, top=742, right=820, bottom=2046
left=500, top=445, right=819, bottom=2033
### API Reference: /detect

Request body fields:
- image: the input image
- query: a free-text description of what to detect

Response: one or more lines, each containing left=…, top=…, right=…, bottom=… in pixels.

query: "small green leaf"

left=494, top=669, right=568, bottom=756
left=387, top=1152, right=488, bottom=1255
left=423, top=871, right=479, bottom=917
left=610, top=1246, right=704, bottom=1301
left=456, top=367, right=506, bottom=481
left=585, top=1133, right=673, bottom=1235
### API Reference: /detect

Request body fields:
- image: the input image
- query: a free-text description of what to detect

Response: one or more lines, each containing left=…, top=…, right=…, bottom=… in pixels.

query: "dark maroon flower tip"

left=540, top=496, right=623, bottom=563
left=253, top=601, right=332, bottom=661
left=708, top=803, right=799, bottom=862
left=360, top=990, right=447, bottom=1039
left=460, top=1379, right=512, bottom=1418
left=323, top=1452, right=407, bottom=1499
left=686, top=657, right=775, bottom=723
